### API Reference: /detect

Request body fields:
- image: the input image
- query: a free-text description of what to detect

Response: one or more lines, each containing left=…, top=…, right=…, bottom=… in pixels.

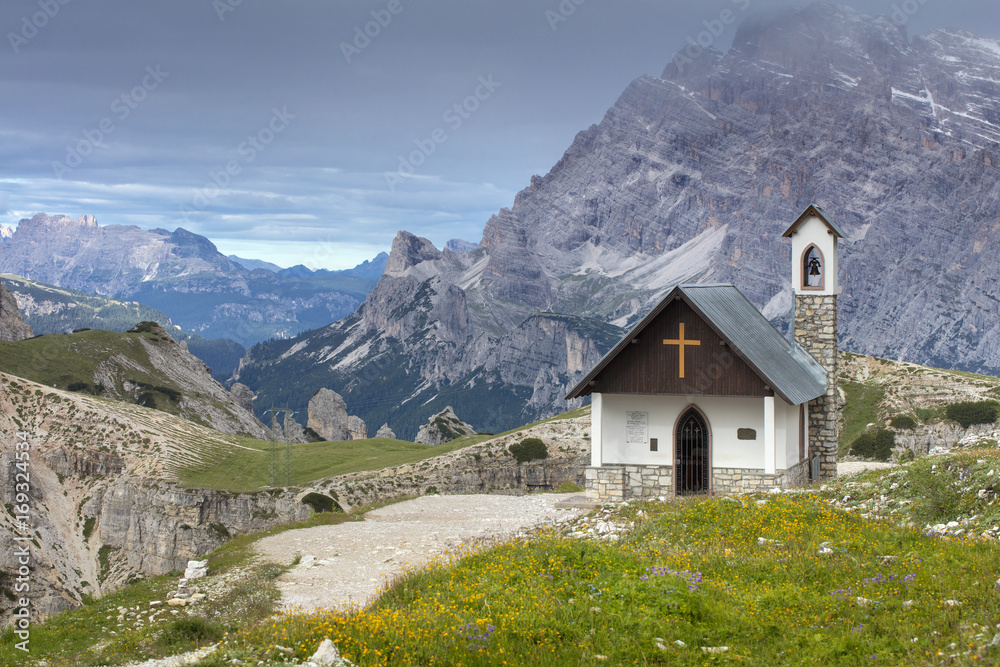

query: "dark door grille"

left=676, top=409, right=709, bottom=495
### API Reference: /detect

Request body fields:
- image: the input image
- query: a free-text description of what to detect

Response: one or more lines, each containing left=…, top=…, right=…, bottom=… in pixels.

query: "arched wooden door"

left=675, top=408, right=710, bottom=495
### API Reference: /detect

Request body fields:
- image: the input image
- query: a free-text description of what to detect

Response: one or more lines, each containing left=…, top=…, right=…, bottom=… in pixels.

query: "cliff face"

left=0, top=279, right=32, bottom=341
left=241, top=5, right=1000, bottom=436
left=0, top=372, right=310, bottom=622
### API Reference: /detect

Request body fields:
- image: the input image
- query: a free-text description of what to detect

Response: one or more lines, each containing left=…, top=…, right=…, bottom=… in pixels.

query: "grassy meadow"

left=202, top=486, right=1000, bottom=666
left=2, top=414, right=998, bottom=666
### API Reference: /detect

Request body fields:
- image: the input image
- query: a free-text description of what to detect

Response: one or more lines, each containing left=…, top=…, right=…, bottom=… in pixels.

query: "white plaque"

left=625, top=411, right=648, bottom=446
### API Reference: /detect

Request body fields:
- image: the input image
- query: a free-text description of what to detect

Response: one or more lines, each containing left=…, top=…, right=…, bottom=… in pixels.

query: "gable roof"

left=566, top=284, right=828, bottom=405
left=781, top=204, right=846, bottom=239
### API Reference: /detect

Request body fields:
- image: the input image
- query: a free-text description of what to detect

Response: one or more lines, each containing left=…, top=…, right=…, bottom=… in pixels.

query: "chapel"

left=566, top=205, right=842, bottom=499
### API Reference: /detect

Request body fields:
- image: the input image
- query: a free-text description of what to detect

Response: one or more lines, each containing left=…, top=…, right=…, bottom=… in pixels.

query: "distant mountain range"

left=229, top=251, right=390, bottom=280
left=238, top=3, right=1000, bottom=438
left=0, top=214, right=385, bottom=347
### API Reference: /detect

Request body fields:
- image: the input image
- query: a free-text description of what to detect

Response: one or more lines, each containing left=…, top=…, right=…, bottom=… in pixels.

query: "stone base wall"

left=586, top=465, right=672, bottom=501
left=587, top=460, right=811, bottom=501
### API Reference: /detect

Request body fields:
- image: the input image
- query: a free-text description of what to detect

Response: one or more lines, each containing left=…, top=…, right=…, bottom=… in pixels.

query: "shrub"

left=889, top=415, right=917, bottom=429
left=158, top=617, right=223, bottom=648
left=301, top=492, right=340, bottom=514
left=945, top=400, right=1000, bottom=428
left=849, top=432, right=875, bottom=458
left=67, top=381, right=90, bottom=392
left=873, top=429, right=895, bottom=461
left=508, top=438, right=548, bottom=464
left=849, top=429, right=894, bottom=461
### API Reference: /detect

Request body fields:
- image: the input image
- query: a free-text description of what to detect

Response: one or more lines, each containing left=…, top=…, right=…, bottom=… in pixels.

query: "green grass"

left=839, top=380, right=886, bottom=452
left=204, top=489, right=1000, bottom=666
left=177, top=407, right=590, bottom=492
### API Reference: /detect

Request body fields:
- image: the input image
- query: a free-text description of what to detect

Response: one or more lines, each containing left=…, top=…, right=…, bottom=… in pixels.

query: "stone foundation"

left=587, top=459, right=811, bottom=501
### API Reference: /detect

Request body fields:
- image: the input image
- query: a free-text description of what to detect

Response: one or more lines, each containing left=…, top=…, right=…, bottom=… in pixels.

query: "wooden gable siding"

left=592, top=298, right=771, bottom=397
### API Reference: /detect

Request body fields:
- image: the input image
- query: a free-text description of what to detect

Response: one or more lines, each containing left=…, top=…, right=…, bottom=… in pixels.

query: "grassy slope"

left=0, top=328, right=187, bottom=413
left=177, top=406, right=590, bottom=491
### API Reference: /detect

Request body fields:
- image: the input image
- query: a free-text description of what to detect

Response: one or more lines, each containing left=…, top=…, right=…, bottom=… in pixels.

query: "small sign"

left=626, top=411, right=648, bottom=446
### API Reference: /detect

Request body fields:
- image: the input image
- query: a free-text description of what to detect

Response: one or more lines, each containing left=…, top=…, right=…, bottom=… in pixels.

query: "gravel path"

left=837, top=461, right=898, bottom=476
left=255, top=493, right=587, bottom=613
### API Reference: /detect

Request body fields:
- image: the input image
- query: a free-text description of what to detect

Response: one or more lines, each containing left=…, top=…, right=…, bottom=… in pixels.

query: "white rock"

left=166, top=598, right=187, bottom=607
left=310, top=638, right=354, bottom=666
left=184, top=559, right=209, bottom=580
left=701, top=646, right=729, bottom=653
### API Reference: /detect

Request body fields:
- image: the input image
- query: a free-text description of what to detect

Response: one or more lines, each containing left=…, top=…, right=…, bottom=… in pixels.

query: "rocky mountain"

left=239, top=4, right=1000, bottom=437
left=1, top=273, right=245, bottom=381
left=415, top=406, right=476, bottom=445
left=0, top=278, right=32, bottom=341
left=0, top=322, right=268, bottom=438
left=0, top=214, right=379, bottom=346
left=0, top=224, right=12, bottom=241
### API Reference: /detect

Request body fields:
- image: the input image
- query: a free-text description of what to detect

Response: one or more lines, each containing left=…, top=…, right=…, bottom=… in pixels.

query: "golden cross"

left=663, top=322, right=701, bottom=379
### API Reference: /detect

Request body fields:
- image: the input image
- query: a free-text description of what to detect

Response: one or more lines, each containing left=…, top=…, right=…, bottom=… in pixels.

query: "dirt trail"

left=255, top=493, right=588, bottom=612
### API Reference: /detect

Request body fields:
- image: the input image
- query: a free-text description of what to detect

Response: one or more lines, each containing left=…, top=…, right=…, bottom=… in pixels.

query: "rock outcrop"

left=283, top=411, right=306, bottom=444
left=415, top=407, right=476, bottom=446
left=229, top=382, right=255, bottom=413
left=375, top=423, right=396, bottom=439
left=347, top=415, right=367, bottom=440
left=306, top=388, right=367, bottom=441
left=0, top=278, right=32, bottom=341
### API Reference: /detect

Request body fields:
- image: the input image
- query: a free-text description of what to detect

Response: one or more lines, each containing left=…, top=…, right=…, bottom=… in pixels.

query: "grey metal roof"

left=566, top=284, right=828, bottom=405
left=679, top=285, right=827, bottom=405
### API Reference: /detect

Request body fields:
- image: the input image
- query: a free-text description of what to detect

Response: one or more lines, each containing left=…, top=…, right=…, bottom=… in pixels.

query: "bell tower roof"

left=782, top=204, right=846, bottom=239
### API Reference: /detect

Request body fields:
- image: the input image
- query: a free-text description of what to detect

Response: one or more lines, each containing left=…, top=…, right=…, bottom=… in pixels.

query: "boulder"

left=375, top=423, right=396, bottom=439
left=415, top=406, right=475, bottom=446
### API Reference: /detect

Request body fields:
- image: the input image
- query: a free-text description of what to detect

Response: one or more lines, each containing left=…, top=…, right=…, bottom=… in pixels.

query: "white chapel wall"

left=599, top=394, right=765, bottom=469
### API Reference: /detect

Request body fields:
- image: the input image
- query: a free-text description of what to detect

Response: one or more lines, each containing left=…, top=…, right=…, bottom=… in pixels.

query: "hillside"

left=0, top=322, right=267, bottom=438
left=239, top=4, right=1000, bottom=439
left=1, top=273, right=245, bottom=381
left=0, top=214, right=379, bottom=346
left=837, top=352, right=1000, bottom=453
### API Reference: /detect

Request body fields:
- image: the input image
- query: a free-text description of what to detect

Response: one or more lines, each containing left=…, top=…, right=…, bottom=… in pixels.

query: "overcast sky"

left=1, top=1, right=998, bottom=269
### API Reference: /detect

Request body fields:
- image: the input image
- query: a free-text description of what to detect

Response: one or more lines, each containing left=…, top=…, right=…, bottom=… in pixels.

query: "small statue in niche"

left=805, top=247, right=822, bottom=287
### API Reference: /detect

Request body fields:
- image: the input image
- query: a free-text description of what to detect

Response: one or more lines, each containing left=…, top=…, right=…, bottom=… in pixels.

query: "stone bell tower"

left=782, top=205, right=843, bottom=481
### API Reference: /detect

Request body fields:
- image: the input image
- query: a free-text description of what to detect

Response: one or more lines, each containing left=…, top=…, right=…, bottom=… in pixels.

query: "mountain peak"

left=21, top=212, right=98, bottom=230
left=384, top=231, right=441, bottom=277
